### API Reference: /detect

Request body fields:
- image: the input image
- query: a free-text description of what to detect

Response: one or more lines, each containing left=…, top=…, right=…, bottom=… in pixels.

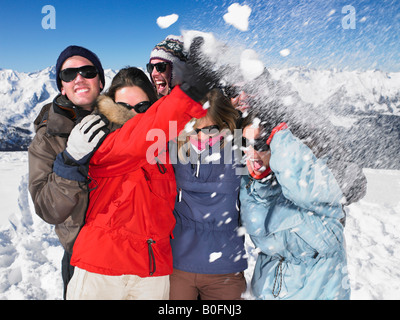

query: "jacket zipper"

left=245, top=176, right=255, bottom=189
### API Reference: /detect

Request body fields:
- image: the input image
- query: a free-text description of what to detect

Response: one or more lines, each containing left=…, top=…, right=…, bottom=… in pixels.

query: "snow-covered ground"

left=0, top=152, right=63, bottom=299
left=0, top=151, right=399, bottom=300
left=344, top=169, right=400, bottom=299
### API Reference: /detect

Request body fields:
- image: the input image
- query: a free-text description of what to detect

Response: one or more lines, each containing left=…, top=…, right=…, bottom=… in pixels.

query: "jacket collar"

left=47, top=94, right=91, bottom=137
left=248, top=165, right=272, bottom=180
left=94, top=95, right=135, bottom=126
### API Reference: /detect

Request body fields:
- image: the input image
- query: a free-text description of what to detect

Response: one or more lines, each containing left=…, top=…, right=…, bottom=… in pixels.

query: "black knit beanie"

left=55, top=45, right=105, bottom=91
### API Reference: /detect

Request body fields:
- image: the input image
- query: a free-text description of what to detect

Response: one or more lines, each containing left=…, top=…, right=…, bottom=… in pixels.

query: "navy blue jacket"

left=170, top=139, right=247, bottom=274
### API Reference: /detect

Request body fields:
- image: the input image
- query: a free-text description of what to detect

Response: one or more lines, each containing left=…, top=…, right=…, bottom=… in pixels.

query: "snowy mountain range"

left=267, top=67, right=400, bottom=170
left=270, top=68, right=400, bottom=116
left=0, top=66, right=399, bottom=168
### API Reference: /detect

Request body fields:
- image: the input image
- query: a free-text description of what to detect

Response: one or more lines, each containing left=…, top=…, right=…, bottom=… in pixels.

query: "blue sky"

left=0, top=0, right=399, bottom=72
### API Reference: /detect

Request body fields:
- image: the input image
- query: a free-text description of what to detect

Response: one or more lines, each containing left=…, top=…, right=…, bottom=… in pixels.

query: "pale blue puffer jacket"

left=240, top=128, right=351, bottom=300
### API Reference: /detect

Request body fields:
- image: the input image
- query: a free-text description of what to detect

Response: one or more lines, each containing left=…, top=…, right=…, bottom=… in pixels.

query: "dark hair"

left=205, top=88, right=238, bottom=134
left=106, top=67, right=158, bottom=105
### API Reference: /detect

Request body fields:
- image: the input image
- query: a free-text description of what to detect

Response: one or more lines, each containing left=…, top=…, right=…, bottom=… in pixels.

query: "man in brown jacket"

left=28, top=45, right=108, bottom=299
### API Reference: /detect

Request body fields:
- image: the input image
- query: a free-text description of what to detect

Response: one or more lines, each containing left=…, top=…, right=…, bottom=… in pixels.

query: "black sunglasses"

left=59, top=65, right=98, bottom=82
left=243, top=137, right=270, bottom=152
left=116, top=101, right=152, bottom=114
left=194, top=125, right=220, bottom=134
left=224, top=86, right=241, bottom=99
left=146, top=62, right=169, bottom=74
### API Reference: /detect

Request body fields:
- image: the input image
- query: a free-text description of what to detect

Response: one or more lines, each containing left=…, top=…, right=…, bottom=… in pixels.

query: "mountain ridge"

left=0, top=66, right=399, bottom=169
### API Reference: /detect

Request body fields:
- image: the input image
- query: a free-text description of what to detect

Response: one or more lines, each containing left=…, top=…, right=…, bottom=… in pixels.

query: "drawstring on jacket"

left=195, top=156, right=200, bottom=177
left=155, top=157, right=167, bottom=174
left=190, top=153, right=201, bottom=177
left=272, top=257, right=285, bottom=298
left=147, top=239, right=156, bottom=276
left=178, top=188, right=182, bottom=202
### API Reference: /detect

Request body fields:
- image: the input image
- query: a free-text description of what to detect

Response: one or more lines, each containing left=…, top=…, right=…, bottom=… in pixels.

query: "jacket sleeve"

left=269, top=129, right=346, bottom=214
left=90, top=86, right=207, bottom=176
left=325, top=157, right=367, bottom=204
left=287, top=119, right=367, bottom=205
left=28, top=126, right=89, bottom=225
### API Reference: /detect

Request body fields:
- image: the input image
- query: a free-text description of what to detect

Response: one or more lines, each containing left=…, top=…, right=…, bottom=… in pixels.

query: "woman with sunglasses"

left=239, top=109, right=367, bottom=300
left=168, top=89, right=248, bottom=300
left=65, top=44, right=217, bottom=299
left=105, top=67, right=158, bottom=115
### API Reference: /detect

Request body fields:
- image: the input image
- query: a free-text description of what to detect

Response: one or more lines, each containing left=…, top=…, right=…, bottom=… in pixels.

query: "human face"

left=60, top=56, right=103, bottom=111
left=114, top=86, right=150, bottom=116
left=242, top=125, right=271, bottom=176
left=192, top=116, right=220, bottom=141
left=189, top=117, right=222, bottom=152
left=149, top=58, right=172, bottom=96
left=231, top=90, right=251, bottom=112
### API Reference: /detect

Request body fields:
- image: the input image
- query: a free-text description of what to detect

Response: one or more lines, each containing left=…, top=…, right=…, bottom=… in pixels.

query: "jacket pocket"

left=141, top=166, right=176, bottom=209
left=294, top=214, right=343, bottom=257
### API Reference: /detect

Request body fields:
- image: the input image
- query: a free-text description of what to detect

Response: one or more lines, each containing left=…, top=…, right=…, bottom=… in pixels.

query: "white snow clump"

left=157, top=14, right=179, bottom=29
left=223, top=3, right=252, bottom=31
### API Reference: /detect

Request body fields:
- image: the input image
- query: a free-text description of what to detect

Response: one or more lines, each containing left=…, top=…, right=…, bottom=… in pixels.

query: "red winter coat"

left=70, top=87, right=206, bottom=277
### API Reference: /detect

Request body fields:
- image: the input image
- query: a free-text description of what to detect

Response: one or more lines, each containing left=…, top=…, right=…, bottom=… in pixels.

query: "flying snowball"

left=327, top=9, right=336, bottom=17
left=280, top=49, right=291, bottom=57
left=182, top=30, right=220, bottom=60
left=240, top=49, right=264, bottom=81
left=252, top=117, right=261, bottom=128
left=209, top=252, right=222, bottom=263
left=156, top=14, right=179, bottom=29
left=223, top=3, right=252, bottom=31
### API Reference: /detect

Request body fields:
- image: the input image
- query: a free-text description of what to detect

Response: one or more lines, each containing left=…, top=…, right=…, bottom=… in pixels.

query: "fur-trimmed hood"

left=93, top=95, right=135, bottom=129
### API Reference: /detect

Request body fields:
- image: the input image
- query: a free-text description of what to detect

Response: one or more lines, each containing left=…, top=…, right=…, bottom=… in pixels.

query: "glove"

left=64, top=114, right=109, bottom=164
left=180, top=37, right=219, bottom=102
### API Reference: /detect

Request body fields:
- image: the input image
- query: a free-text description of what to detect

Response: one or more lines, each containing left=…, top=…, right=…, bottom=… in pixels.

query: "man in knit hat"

left=55, top=45, right=106, bottom=109
left=147, top=35, right=187, bottom=97
left=28, top=45, right=108, bottom=299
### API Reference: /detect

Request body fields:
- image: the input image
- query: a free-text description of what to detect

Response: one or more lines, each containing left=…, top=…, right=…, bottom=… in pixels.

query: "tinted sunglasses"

left=224, top=86, right=241, bottom=99
left=146, top=62, right=169, bottom=73
left=194, top=125, right=220, bottom=134
left=59, top=65, right=98, bottom=82
left=243, top=137, right=270, bottom=152
left=116, top=101, right=152, bottom=114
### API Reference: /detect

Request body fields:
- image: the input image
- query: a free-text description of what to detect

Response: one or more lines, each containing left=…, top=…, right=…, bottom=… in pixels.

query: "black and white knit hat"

left=149, top=35, right=187, bottom=88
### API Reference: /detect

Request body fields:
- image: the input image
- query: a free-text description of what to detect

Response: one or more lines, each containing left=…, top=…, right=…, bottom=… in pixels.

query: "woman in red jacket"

left=65, top=39, right=215, bottom=299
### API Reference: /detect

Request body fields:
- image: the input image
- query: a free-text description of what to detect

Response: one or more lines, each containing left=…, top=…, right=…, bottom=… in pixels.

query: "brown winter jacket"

left=28, top=94, right=92, bottom=253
